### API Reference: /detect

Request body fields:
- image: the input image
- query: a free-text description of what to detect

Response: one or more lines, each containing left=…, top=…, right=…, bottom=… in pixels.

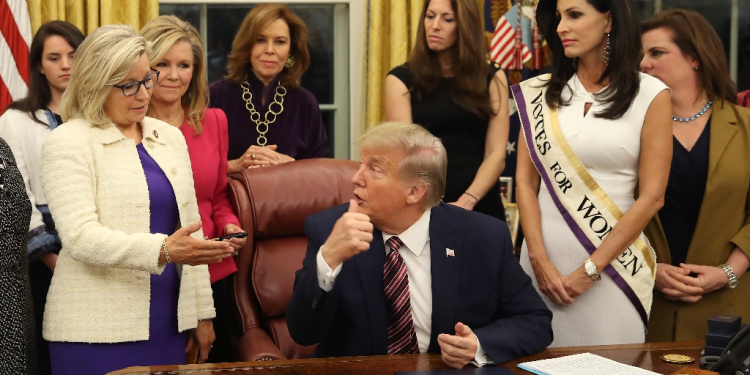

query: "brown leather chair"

left=226, top=158, right=359, bottom=361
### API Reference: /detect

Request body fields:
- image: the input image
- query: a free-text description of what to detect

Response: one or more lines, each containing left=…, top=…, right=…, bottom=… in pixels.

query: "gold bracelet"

left=162, top=238, right=172, bottom=263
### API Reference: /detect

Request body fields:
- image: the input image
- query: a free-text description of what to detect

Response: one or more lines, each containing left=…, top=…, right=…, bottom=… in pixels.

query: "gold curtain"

left=364, top=0, right=422, bottom=132
left=27, top=0, right=159, bottom=35
left=363, top=0, right=486, bottom=131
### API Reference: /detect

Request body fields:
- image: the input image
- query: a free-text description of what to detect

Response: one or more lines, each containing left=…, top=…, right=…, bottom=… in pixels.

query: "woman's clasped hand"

left=228, top=144, right=295, bottom=172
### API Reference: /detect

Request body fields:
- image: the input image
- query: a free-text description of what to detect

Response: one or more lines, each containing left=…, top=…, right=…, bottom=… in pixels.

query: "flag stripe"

left=0, top=75, right=13, bottom=112
left=0, top=28, right=28, bottom=102
left=490, top=12, right=533, bottom=69
left=0, top=0, right=30, bottom=112
left=5, top=0, right=32, bottom=46
left=0, top=0, right=29, bottom=85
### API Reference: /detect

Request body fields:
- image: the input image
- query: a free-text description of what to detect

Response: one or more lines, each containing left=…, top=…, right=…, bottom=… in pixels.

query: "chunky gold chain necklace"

left=240, top=80, right=287, bottom=147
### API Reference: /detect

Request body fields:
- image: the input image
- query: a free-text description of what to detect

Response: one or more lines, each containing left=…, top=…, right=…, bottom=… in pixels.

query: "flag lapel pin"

left=446, top=248, right=455, bottom=257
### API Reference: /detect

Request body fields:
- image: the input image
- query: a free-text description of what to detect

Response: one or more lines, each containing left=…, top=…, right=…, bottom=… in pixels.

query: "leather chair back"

left=227, top=158, right=358, bottom=360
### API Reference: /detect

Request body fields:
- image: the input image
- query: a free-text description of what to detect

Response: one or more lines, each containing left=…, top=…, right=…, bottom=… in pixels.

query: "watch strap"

left=719, top=263, right=738, bottom=289
left=584, top=257, right=601, bottom=281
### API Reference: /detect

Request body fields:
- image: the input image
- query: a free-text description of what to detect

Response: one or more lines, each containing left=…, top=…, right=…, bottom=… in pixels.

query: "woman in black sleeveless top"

left=384, top=0, right=509, bottom=221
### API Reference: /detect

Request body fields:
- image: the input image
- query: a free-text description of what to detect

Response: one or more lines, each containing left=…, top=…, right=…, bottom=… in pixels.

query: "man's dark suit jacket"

left=287, top=202, right=553, bottom=364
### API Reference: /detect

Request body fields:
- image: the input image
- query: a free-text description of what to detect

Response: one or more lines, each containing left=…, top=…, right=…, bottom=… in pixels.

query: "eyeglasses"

left=112, top=68, right=160, bottom=97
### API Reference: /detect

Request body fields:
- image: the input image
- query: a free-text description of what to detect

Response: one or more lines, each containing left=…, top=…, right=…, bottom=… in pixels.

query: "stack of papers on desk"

left=517, top=353, right=660, bottom=375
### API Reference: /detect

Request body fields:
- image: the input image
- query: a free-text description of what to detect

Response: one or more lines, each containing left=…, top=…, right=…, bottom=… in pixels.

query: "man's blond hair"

left=358, top=122, right=447, bottom=208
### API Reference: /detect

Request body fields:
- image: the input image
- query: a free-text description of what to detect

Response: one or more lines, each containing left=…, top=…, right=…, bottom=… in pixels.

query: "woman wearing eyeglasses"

left=38, top=25, right=233, bottom=374
left=0, top=21, right=84, bottom=374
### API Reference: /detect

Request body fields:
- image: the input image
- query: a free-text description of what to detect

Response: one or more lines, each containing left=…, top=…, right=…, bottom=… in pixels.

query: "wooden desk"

left=108, top=341, right=705, bottom=375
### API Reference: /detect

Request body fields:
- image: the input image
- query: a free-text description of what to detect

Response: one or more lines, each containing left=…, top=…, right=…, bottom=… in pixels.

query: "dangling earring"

left=602, top=33, right=611, bottom=66
left=285, top=56, right=295, bottom=68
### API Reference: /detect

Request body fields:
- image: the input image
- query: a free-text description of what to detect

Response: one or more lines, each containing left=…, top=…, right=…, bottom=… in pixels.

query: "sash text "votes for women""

left=530, top=91, right=643, bottom=277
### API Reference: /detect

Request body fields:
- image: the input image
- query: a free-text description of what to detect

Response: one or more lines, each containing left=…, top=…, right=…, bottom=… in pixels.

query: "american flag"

left=489, top=6, right=531, bottom=69
left=0, top=0, right=32, bottom=113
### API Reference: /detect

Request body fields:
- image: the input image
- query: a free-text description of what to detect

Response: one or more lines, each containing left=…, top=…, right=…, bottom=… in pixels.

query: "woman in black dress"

left=0, top=137, right=36, bottom=374
left=385, top=0, right=509, bottom=220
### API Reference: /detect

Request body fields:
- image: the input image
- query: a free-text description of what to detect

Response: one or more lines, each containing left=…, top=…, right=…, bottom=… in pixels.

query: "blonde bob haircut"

left=60, top=24, right=147, bottom=127
left=141, top=15, right=208, bottom=134
left=358, top=122, right=447, bottom=209
left=226, top=4, right=310, bottom=88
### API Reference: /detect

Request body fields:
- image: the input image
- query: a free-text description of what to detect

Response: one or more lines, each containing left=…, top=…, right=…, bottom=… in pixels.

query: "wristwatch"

left=584, top=257, right=601, bottom=281
left=719, top=264, right=739, bottom=289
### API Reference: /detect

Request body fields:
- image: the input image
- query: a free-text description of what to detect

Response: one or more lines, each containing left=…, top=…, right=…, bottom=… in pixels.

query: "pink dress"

left=738, top=90, right=750, bottom=108
left=180, top=108, right=241, bottom=283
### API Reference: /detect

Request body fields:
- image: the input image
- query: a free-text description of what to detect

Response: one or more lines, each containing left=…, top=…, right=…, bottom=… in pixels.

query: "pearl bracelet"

left=162, top=238, right=172, bottom=263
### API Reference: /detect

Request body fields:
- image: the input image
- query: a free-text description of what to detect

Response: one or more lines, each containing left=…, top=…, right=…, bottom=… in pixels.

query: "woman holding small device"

left=40, top=25, right=233, bottom=373
left=141, top=16, right=247, bottom=363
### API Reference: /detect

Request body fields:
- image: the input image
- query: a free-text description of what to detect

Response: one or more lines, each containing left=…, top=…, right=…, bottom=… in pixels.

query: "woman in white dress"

left=515, top=0, right=672, bottom=347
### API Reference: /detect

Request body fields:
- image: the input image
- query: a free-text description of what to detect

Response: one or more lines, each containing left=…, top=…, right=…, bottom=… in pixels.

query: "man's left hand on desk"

left=437, top=322, right=479, bottom=369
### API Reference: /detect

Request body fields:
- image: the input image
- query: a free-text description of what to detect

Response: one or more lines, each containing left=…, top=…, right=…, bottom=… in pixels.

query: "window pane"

left=321, top=110, right=334, bottom=157
left=661, top=0, right=733, bottom=69
left=632, top=0, right=655, bottom=22
left=158, top=4, right=201, bottom=30
left=202, top=4, right=335, bottom=105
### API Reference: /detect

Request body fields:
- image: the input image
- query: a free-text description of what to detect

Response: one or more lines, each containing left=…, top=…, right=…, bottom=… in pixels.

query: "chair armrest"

left=237, top=326, right=287, bottom=362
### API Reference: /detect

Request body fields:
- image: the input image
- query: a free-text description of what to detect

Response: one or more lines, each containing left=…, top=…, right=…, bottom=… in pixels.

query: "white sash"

left=511, top=74, right=655, bottom=327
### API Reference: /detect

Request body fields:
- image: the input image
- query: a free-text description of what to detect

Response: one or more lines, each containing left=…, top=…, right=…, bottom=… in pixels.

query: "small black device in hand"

left=213, top=232, right=248, bottom=241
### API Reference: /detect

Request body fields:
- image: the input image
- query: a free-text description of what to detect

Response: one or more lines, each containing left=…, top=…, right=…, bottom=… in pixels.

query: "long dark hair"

left=536, top=0, right=641, bottom=119
left=642, top=9, right=737, bottom=104
left=4, top=21, right=85, bottom=125
left=408, top=0, right=494, bottom=119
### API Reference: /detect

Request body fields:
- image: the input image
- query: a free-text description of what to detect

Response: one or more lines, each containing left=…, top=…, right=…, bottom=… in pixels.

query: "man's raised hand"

left=321, top=200, right=374, bottom=269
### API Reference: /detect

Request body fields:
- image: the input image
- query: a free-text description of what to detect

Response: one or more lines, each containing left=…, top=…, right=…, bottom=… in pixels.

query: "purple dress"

left=208, top=70, right=328, bottom=160
left=48, top=143, right=187, bottom=374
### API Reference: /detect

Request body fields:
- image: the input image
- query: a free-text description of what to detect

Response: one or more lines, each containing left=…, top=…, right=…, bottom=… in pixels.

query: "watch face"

left=585, top=262, right=595, bottom=276
left=728, top=279, right=739, bottom=288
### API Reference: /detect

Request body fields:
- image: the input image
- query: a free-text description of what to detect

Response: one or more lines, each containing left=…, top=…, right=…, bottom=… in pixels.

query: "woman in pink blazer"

left=141, top=16, right=246, bottom=363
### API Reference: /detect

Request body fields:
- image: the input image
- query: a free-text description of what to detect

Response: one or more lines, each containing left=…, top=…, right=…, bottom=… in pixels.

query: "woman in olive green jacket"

left=640, top=9, right=750, bottom=342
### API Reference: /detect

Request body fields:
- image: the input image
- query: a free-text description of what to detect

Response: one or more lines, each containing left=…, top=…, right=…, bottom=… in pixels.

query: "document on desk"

left=517, top=352, right=660, bottom=375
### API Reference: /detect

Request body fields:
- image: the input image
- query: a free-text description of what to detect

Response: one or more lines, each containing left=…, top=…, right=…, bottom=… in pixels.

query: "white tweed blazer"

left=40, top=116, right=215, bottom=343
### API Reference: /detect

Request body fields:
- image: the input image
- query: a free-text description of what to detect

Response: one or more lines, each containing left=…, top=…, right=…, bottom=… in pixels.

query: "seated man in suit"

left=287, top=122, right=553, bottom=368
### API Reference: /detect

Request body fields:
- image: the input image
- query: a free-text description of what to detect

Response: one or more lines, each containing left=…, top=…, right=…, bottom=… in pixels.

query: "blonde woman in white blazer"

left=39, top=25, right=234, bottom=374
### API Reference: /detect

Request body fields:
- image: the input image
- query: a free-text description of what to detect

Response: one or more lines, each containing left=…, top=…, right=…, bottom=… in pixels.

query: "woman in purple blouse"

left=209, top=3, right=328, bottom=172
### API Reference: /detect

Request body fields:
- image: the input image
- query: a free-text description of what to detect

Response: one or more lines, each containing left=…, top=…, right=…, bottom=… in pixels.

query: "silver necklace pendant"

left=673, top=101, right=712, bottom=122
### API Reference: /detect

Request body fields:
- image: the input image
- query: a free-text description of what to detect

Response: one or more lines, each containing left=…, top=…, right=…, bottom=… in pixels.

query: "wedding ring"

left=251, top=153, right=256, bottom=160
